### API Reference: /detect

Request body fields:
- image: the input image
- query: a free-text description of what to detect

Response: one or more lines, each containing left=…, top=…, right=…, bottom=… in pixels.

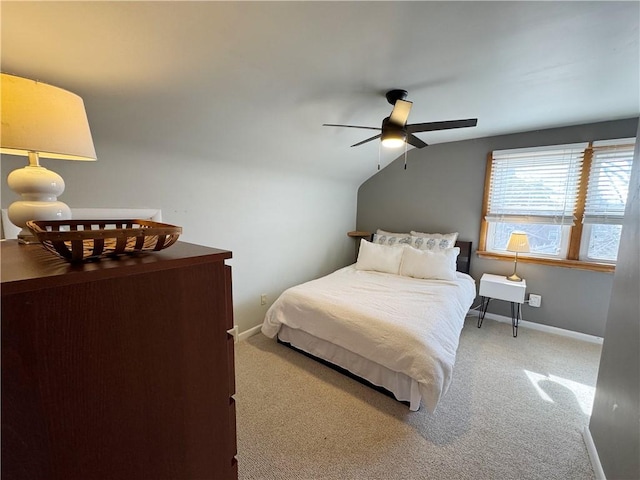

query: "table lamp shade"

left=1, top=73, right=96, bottom=160
left=1, top=73, right=96, bottom=243
left=506, top=232, right=530, bottom=253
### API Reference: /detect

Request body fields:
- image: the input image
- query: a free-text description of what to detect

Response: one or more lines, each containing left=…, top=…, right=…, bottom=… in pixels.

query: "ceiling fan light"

left=381, top=137, right=405, bottom=148
left=381, top=130, right=406, bottom=148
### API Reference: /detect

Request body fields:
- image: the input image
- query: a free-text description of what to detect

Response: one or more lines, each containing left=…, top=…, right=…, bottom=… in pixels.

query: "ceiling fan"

left=323, top=89, right=478, bottom=149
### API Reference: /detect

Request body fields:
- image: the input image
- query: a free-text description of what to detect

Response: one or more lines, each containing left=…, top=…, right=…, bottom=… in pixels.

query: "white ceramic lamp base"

left=7, top=164, right=71, bottom=243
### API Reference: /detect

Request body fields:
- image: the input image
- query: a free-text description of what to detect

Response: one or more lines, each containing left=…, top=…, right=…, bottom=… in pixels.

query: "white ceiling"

left=2, top=1, right=639, bottom=184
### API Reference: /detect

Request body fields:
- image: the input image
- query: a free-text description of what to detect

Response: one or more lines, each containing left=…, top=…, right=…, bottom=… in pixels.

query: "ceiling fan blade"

left=406, top=118, right=478, bottom=133
left=406, top=133, right=428, bottom=149
left=388, top=99, right=412, bottom=126
left=351, top=134, right=382, bottom=147
left=323, top=124, right=381, bottom=131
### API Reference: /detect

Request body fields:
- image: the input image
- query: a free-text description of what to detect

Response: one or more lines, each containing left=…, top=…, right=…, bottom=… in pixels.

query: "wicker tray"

left=27, top=219, right=182, bottom=263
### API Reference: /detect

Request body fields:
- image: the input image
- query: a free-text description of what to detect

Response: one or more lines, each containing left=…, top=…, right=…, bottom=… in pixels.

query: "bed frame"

left=277, top=336, right=404, bottom=403
left=455, top=240, right=472, bottom=274
left=277, top=239, right=473, bottom=410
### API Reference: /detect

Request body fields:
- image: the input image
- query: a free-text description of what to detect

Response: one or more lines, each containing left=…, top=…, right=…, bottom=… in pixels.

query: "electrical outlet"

left=529, top=294, right=542, bottom=307
left=261, top=294, right=267, bottom=306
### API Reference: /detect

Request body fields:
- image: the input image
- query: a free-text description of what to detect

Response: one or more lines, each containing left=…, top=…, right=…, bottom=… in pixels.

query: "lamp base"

left=7, top=161, right=71, bottom=244
left=17, top=231, right=40, bottom=245
left=506, top=273, right=523, bottom=282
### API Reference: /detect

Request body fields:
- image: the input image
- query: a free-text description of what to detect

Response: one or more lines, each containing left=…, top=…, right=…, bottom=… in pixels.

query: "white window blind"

left=486, top=143, right=588, bottom=225
left=583, top=138, right=636, bottom=225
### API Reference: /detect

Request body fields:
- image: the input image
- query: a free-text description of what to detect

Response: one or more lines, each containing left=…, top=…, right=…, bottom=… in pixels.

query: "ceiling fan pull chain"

left=377, top=142, right=381, bottom=171
left=404, top=141, right=408, bottom=170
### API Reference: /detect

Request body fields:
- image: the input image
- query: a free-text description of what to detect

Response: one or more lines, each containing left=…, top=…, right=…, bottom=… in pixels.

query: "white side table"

left=478, top=273, right=526, bottom=337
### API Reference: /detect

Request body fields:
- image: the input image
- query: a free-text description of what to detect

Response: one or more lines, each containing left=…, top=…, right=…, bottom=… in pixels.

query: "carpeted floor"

left=234, top=316, right=601, bottom=480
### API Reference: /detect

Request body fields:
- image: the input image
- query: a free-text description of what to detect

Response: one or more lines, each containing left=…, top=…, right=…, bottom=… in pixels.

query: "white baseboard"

left=238, top=324, right=263, bottom=341
left=583, top=426, right=606, bottom=480
left=469, top=310, right=603, bottom=345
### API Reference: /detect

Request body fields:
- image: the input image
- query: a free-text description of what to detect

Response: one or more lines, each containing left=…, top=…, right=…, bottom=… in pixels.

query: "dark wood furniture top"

left=1, top=239, right=232, bottom=294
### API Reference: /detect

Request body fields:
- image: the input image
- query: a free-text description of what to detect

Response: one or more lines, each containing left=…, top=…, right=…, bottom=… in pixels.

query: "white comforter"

left=261, top=265, right=476, bottom=412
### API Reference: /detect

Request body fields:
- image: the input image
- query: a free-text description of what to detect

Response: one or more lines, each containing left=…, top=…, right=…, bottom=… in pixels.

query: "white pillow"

left=409, top=231, right=458, bottom=250
left=356, top=239, right=404, bottom=274
left=400, top=246, right=460, bottom=281
left=373, top=229, right=412, bottom=246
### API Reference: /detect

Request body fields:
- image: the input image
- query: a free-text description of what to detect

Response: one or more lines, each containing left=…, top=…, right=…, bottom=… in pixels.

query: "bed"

left=261, top=232, right=475, bottom=412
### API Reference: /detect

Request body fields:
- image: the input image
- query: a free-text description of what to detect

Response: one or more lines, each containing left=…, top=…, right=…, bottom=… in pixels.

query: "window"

left=581, top=139, right=635, bottom=263
left=479, top=138, right=635, bottom=270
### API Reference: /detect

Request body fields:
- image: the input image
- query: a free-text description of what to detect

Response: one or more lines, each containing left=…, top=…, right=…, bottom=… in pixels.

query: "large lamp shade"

left=1, top=73, right=96, bottom=243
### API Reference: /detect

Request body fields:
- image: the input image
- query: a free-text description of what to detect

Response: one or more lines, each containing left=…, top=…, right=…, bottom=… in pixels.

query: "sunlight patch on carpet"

left=524, top=370, right=596, bottom=415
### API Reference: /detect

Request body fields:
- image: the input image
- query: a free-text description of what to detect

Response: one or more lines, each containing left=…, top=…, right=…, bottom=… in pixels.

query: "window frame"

left=478, top=139, right=635, bottom=273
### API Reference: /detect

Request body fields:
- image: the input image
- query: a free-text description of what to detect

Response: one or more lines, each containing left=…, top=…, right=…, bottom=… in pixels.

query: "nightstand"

left=478, top=273, right=526, bottom=337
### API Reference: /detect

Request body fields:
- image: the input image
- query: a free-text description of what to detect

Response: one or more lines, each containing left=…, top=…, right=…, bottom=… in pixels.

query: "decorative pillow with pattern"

left=373, top=229, right=412, bottom=247
left=409, top=231, right=458, bottom=250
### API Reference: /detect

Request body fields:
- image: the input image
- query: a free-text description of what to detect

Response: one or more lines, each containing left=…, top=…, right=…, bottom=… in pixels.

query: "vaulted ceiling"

left=2, top=1, right=638, bottom=183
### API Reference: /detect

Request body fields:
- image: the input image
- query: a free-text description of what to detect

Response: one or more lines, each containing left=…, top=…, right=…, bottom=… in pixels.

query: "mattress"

left=261, top=265, right=476, bottom=412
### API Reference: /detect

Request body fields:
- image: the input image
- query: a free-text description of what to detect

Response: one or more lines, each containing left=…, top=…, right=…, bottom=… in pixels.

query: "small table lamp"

left=1, top=73, right=96, bottom=243
left=506, top=231, right=529, bottom=282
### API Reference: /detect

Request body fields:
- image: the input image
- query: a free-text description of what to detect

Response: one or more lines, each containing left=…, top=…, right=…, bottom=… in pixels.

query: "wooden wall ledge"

left=348, top=231, right=372, bottom=238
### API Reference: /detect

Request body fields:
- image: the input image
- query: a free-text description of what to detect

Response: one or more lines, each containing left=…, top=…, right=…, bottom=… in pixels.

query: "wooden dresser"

left=1, top=240, right=237, bottom=480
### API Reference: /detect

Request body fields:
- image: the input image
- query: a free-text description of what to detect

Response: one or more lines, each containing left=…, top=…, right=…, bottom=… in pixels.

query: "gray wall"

left=589, top=123, right=640, bottom=479
left=357, top=117, right=639, bottom=337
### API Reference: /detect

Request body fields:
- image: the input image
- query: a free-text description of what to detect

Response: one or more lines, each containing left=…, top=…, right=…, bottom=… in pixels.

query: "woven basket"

left=27, top=219, right=182, bottom=263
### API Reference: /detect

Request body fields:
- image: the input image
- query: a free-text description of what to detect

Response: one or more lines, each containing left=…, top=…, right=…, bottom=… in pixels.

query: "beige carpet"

left=234, top=316, right=601, bottom=480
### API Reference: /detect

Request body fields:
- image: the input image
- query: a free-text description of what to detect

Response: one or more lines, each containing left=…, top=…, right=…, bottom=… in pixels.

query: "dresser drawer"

left=224, top=265, right=234, bottom=330
left=228, top=397, right=237, bottom=469
left=227, top=332, right=236, bottom=396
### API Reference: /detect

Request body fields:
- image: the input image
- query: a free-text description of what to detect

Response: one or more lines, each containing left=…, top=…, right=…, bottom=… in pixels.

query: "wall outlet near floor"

left=261, top=294, right=267, bottom=306
left=529, top=294, right=542, bottom=307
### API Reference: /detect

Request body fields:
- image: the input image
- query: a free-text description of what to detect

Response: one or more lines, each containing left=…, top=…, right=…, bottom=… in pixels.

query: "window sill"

left=476, top=251, right=615, bottom=273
